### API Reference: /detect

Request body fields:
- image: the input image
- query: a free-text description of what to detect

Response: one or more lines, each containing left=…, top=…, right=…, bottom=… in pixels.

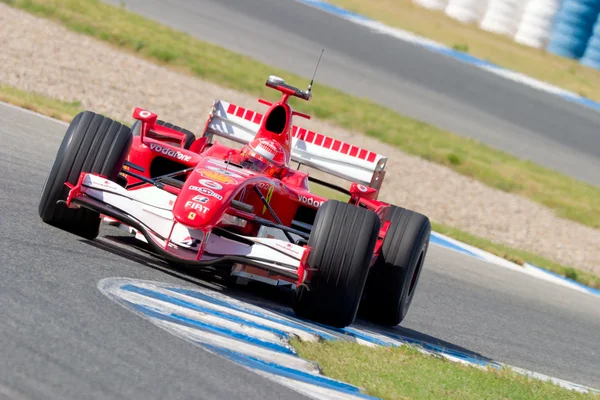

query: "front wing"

left=64, top=173, right=310, bottom=282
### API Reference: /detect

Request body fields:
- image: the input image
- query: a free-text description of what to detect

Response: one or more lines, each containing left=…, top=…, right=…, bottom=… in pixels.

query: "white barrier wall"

left=514, top=0, right=562, bottom=48
left=480, top=0, right=527, bottom=36
left=413, top=0, right=449, bottom=10
left=445, top=0, right=490, bottom=23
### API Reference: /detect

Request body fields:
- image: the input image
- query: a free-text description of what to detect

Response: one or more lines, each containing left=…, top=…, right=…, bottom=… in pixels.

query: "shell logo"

left=200, top=169, right=237, bottom=184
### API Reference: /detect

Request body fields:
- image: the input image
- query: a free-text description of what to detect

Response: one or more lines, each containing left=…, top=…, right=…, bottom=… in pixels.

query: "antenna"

left=307, top=48, right=324, bottom=94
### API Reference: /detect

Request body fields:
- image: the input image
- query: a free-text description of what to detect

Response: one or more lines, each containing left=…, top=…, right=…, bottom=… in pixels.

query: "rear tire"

left=38, top=111, right=132, bottom=240
left=360, top=206, right=430, bottom=326
left=292, top=200, right=380, bottom=327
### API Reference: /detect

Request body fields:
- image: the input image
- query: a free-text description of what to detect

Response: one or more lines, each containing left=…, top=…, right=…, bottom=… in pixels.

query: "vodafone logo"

left=149, top=143, right=191, bottom=162
left=298, top=195, right=324, bottom=208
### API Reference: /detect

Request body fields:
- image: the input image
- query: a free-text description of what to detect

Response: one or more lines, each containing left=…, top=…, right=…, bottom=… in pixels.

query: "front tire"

left=38, top=111, right=132, bottom=239
left=292, top=200, right=380, bottom=327
left=360, top=206, right=430, bottom=326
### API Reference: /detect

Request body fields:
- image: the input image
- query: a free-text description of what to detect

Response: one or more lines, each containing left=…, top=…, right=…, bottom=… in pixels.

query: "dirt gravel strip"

left=0, top=3, right=598, bottom=275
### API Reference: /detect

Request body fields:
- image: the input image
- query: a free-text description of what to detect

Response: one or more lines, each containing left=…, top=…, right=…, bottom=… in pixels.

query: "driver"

left=240, top=137, right=288, bottom=177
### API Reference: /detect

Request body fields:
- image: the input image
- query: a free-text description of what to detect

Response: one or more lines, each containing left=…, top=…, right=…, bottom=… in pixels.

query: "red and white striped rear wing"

left=203, top=100, right=388, bottom=190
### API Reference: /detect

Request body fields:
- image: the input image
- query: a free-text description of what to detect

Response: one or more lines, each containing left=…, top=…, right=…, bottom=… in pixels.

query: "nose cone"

left=172, top=159, right=249, bottom=229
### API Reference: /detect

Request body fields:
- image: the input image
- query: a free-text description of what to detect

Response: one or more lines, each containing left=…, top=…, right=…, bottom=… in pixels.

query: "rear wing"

left=202, top=100, right=387, bottom=190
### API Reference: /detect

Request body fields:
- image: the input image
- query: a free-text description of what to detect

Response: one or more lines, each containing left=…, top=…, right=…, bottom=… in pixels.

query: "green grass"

left=0, top=84, right=83, bottom=121
left=292, top=339, right=600, bottom=400
left=5, top=0, right=600, bottom=231
left=328, top=0, right=600, bottom=103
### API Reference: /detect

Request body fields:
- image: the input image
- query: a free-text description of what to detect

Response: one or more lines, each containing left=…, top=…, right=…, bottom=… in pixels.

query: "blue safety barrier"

left=580, top=12, right=600, bottom=67
left=547, top=0, right=600, bottom=59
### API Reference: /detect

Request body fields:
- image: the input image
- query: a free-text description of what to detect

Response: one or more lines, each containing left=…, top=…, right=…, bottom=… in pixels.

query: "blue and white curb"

left=431, top=231, right=600, bottom=298
left=99, top=278, right=599, bottom=398
left=295, top=0, right=600, bottom=113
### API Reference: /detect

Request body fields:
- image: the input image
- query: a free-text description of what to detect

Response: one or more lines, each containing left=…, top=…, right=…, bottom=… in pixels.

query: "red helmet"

left=241, top=138, right=288, bottom=176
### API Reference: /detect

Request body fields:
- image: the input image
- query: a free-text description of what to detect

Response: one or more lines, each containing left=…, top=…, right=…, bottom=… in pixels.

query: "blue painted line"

left=270, top=305, right=501, bottom=367
left=297, top=0, right=600, bottom=114
left=299, top=0, right=370, bottom=21
left=429, top=233, right=482, bottom=259
left=374, top=330, right=501, bottom=368
left=526, top=264, right=600, bottom=297
left=204, top=344, right=379, bottom=399
left=121, top=284, right=291, bottom=338
left=426, top=46, right=497, bottom=69
left=126, top=301, right=297, bottom=355
left=166, top=287, right=340, bottom=341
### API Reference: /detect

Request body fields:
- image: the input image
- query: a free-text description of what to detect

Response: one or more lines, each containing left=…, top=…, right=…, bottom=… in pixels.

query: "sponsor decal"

left=149, top=143, right=192, bottom=162
left=204, top=166, right=244, bottom=179
left=192, top=195, right=210, bottom=204
left=275, top=242, right=302, bottom=256
left=93, top=179, right=116, bottom=190
left=185, top=201, right=210, bottom=214
left=199, top=179, right=223, bottom=191
left=199, top=169, right=237, bottom=184
left=298, top=194, right=324, bottom=208
left=262, top=185, right=274, bottom=215
left=189, top=186, right=223, bottom=200
left=188, top=212, right=196, bottom=220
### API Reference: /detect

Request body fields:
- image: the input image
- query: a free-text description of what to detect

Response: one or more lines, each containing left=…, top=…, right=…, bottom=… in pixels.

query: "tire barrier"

left=546, top=0, right=600, bottom=59
left=411, top=0, right=600, bottom=68
left=480, top=0, right=527, bottom=36
left=580, top=12, right=600, bottom=67
left=514, top=0, right=562, bottom=48
left=445, top=0, right=490, bottom=23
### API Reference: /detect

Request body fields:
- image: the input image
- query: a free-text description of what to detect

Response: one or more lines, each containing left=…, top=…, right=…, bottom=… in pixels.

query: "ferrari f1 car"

left=38, top=75, right=431, bottom=328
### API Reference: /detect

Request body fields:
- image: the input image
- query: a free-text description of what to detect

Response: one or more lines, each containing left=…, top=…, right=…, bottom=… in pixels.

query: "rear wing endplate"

left=202, top=100, right=387, bottom=190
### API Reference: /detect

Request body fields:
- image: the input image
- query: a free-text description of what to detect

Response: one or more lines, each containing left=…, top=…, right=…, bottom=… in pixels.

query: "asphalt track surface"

left=102, top=0, right=600, bottom=187
left=1, top=102, right=599, bottom=398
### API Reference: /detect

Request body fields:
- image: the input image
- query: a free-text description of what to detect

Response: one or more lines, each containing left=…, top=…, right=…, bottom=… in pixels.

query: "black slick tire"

left=292, top=200, right=380, bottom=328
left=38, top=111, right=133, bottom=240
left=361, top=206, right=430, bottom=326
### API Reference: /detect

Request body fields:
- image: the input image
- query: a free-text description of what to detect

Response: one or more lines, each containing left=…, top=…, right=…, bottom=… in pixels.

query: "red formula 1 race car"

left=38, top=75, right=431, bottom=328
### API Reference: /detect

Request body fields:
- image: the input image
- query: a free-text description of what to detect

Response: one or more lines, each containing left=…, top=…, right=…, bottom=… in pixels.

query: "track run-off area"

left=1, top=102, right=599, bottom=398
left=105, top=0, right=600, bottom=187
